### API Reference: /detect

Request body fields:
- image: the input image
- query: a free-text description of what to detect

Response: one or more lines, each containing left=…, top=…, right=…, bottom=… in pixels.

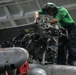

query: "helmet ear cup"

left=50, top=6, right=57, bottom=12
left=46, top=4, right=57, bottom=12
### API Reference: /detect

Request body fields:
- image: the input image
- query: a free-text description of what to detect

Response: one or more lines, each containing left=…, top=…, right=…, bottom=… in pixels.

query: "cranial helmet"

left=42, top=2, right=58, bottom=14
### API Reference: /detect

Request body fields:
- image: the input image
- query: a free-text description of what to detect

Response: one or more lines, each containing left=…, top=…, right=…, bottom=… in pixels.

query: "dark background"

left=0, top=23, right=34, bottom=44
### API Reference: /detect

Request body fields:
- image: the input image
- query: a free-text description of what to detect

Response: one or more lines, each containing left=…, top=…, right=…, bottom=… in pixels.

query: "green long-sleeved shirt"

left=38, top=7, right=75, bottom=28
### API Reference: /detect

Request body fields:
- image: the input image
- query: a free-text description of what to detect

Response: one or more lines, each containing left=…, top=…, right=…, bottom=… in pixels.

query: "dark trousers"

left=57, top=25, right=76, bottom=65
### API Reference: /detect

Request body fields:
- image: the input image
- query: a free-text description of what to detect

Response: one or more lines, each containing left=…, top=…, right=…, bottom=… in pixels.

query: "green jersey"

left=38, top=7, right=75, bottom=28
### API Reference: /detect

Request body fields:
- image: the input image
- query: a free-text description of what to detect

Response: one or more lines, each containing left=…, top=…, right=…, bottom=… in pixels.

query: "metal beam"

left=0, top=0, right=13, bottom=4
left=63, top=3, right=76, bottom=10
left=13, top=11, right=34, bottom=20
left=35, top=0, right=41, bottom=9
left=25, top=17, right=30, bottom=24
left=0, top=3, right=76, bottom=23
left=0, top=11, right=34, bottom=22
left=3, top=6, right=17, bottom=27
left=0, top=0, right=34, bottom=7
left=15, top=0, right=24, bottom=17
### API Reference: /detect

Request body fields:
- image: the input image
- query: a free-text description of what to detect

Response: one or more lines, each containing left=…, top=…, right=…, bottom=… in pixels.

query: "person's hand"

left=34, top=11, right=39, bottom=23
left=34, top=19, right=37, bottom=23
left=34, top=17, right=40, bottom=24
left=49, top=19, right=58, bottom=24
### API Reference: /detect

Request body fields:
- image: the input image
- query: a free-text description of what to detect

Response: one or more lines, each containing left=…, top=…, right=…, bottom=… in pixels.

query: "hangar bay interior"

left=0, top=0, right=76, bottom=29
left=0, top=0, right=76, bottom=75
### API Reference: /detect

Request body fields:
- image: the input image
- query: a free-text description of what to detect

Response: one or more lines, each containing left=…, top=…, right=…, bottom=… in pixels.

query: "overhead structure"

left=0, top=0, right=76, bottom=29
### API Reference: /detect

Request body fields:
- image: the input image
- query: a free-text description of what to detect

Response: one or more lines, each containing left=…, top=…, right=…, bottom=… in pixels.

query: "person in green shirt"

left=34, top=2, right=76, bottom=65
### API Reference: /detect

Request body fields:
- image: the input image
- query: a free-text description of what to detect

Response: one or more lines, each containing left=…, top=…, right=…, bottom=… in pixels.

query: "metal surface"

left=28, top=64, right=76, bottom=75
left=28, top=68, right=47, bottom=75
left=0, top=47, right=29, bottom=72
